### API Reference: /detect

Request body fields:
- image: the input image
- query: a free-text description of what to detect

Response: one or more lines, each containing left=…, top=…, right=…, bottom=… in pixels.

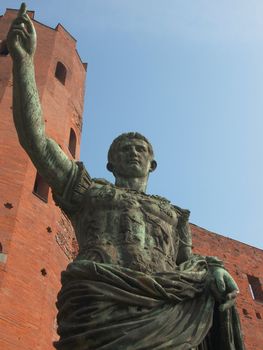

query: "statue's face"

left=112, top=139, right=154, bottom=178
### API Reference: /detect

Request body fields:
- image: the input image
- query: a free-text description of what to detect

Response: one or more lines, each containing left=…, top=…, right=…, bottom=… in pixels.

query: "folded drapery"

left=54, top=258, right=244, bottom=350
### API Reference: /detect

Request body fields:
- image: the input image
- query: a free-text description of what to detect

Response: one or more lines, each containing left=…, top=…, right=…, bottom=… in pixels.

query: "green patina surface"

left=7, top=3, right=245, bottom=349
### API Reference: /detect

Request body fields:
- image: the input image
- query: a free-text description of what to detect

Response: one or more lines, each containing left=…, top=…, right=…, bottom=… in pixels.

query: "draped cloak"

left=53, top=162, right=245, bottom=350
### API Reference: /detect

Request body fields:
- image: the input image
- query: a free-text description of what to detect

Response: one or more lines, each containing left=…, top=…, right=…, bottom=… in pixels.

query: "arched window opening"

left=68, top=128, right=77, bottom=158
left=55, top=61, right=67, bottom=85
left=256, top=312, right=262, bottom=320
left=33, top=172, right=49, bottom=202
left=0, top=40, right=9, bottom=56
left=247, top=274, right=263, bottom=302
left=242, top=308, right=249, bottom=316
left=0, top=242, right=7, bottom=264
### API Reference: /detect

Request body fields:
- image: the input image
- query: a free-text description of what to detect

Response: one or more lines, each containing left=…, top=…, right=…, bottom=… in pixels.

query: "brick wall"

left=191, top=224, right=263, bottom=350
left=0, top=9, right=86, bottom=350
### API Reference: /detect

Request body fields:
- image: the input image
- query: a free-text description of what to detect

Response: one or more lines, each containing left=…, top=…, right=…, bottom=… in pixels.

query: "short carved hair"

left=107, top=132, right=154, bottom=164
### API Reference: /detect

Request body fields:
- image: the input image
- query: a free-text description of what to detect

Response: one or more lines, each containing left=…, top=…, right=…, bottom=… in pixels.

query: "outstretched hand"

left=210, top=267, right=239, bottom=312
left=7, top=2, right=36, bottom=61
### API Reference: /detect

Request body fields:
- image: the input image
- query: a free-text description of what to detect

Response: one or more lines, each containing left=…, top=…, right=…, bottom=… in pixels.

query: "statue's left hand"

left=210, top=267, right=239, bottom=312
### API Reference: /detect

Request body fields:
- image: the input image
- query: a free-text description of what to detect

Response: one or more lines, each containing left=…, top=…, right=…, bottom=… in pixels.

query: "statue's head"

left=107, top=132, right=157, bottom=178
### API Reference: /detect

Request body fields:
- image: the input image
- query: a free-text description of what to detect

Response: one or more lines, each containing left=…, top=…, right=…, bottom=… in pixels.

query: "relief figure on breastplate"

left=7, top=4, right=245, bottom=349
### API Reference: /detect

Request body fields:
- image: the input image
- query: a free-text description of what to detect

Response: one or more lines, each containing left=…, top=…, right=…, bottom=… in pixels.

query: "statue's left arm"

left=176, top=212, right=239, bottom=311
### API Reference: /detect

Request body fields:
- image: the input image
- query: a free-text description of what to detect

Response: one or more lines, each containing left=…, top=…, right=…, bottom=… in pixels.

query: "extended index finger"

left=18, top=3, right=27, bottom=17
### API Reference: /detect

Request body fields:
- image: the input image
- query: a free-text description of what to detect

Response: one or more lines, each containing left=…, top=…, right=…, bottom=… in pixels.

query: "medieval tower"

left=0, top=8, right=86, bottom=350
left=0, top=7, right=262, bottom=350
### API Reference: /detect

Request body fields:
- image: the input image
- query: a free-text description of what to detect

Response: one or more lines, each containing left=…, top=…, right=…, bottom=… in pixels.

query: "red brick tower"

left=0, top=8, right=86, bottom=350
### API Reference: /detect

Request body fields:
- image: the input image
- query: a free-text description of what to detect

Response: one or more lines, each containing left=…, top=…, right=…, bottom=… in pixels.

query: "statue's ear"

left=150, top=160, right=157, bottom=172
left=106, top=162, right=114, bottom=173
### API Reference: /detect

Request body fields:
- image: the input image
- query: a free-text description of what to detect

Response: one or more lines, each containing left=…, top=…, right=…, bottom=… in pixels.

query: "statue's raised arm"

left=7, top=3, right=72, bottom=195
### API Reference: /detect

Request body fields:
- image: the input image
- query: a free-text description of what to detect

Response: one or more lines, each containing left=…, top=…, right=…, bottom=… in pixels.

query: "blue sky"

left=1, top=1, right=263, bottom=249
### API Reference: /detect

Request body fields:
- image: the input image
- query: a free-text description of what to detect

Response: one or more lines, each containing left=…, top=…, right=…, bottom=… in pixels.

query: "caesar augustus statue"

left=7, top=4, right=245, bottom=350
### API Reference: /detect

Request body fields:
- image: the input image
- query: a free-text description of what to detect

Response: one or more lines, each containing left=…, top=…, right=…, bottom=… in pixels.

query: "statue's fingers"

left=12, top=16, right=27, bottom=28
left=18, top=3, right=27, bottom=17
left=8, top=28, right=28, bottom=41
left=13, top=14, right=30, bottom=25
left=23, top=14, right=35, bottom=34
left=12, top=24, right=30, bottom=37
left=13, top=15, right=33, bottom=35
left=226, top=290, right=239, bottom=300
left=219, top=297, right=236, bottom=312
left=7, top=27, right=19, bottom=40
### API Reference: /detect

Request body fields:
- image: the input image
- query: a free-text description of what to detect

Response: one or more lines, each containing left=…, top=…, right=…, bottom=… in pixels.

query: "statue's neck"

left=115, top=176, right=148, bottom=192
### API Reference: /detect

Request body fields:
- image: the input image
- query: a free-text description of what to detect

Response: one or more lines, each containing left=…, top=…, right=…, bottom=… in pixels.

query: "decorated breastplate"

left=76, top=180, right=181, bottom=273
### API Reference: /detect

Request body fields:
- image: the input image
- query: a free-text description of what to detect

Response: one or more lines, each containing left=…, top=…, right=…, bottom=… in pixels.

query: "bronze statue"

left=7, top=4, right=245, bottom=349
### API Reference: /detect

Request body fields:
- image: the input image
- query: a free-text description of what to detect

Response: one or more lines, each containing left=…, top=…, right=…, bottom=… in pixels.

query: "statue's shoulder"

left=172, top=204, right=190, bottom=222
left=91, top=178, right=112, bottom=186
left=146, top=193, right=190, bottom=221
left=148, top=194, right=171, bottom=203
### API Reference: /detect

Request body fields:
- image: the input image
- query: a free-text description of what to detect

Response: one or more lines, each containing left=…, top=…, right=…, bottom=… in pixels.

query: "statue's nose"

left=129, top=147, right=138, bottom=156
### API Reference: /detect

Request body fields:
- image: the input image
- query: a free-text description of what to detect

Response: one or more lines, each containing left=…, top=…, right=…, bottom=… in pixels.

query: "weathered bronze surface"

left=7, top=4, right=245, bottom=349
